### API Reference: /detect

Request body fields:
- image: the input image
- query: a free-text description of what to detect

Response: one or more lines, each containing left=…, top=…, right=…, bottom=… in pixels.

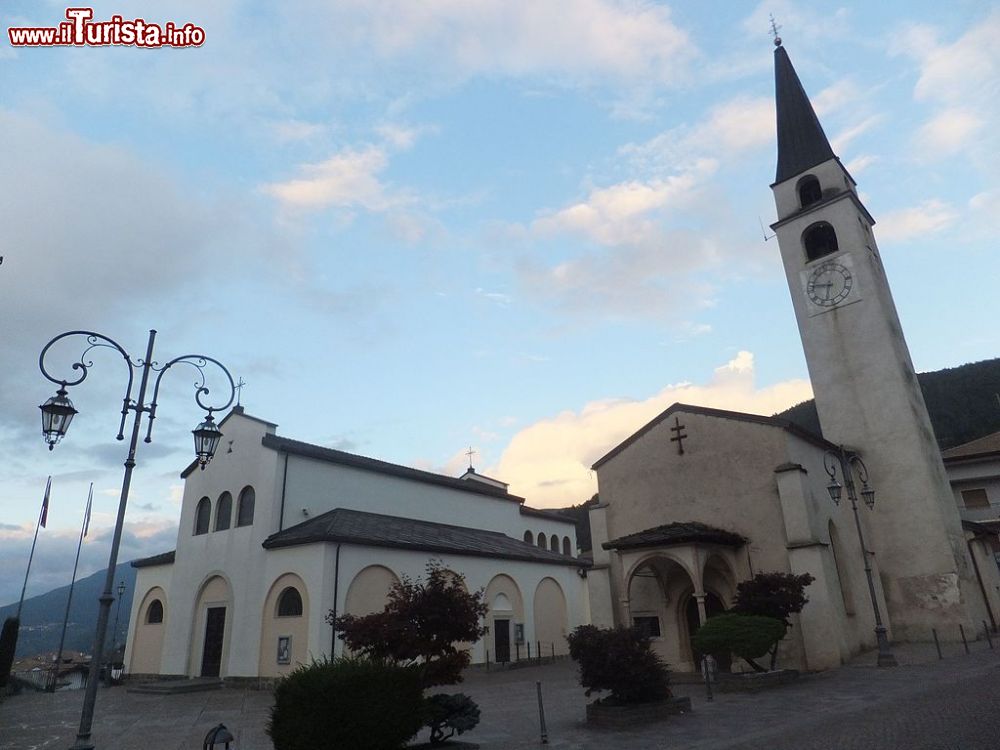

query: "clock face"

left=806, top=261, right=853, bottom=307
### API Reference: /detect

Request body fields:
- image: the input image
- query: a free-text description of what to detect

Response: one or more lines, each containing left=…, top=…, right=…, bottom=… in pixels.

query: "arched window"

left=147, top=599, right=164, bottom=624
left=215, top=492, right=232, bottom=531
left=537, top=532, right=547, bottom=550
left=797, top=175, right=822, bottom=208
left=562, top=536, right=572, bottom=556
left=523, top=530, right=534, bottom=545
left=237, top=486, right=255, bottom=527
left=194, top=497, right=211, bottom=535
left=803, top=221, right=839, bottom=261
left=550, top=534, right=559, bottom=551
left=277, top=587, right=303, bottom=617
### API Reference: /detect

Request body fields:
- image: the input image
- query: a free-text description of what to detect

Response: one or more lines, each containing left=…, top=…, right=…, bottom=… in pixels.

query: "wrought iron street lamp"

left=38, top=329, right=234, bottom=750
left=824, top=446, right=898, bottom=668
left=108, top=580, right=126, bottom=685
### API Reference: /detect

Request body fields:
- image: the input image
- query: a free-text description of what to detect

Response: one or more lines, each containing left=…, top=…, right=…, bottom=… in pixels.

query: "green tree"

left=691, top=613, right=786, bottom=673
left=733, top=571, right=815, bottom=668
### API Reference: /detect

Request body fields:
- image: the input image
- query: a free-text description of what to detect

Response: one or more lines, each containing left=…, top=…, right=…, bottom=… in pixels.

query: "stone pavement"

left=2, top=639, right=999, bottom=750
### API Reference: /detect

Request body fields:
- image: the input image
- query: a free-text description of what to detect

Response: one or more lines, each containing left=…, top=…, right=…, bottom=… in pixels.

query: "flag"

left=82, top=483, right=93, bottom=537
left=40, top=476, right=51, bottom=528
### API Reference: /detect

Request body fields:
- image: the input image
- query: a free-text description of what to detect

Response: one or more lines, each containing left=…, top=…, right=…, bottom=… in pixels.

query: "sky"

left=1, top=0, right=998, bottom=606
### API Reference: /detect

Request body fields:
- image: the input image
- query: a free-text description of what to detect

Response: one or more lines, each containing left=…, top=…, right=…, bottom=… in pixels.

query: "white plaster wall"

left=328, top=545, right=587, bottom=664
left=280, top=455, right=575, bottom=545
left=125, top=565, right=174, bottom=675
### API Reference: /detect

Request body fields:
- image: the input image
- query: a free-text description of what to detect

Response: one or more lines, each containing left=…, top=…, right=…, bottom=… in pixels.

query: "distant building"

left=126, top=407, right=587, bottom=681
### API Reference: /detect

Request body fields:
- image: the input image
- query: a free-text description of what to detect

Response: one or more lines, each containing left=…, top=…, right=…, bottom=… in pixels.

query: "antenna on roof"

left=759, top=216, right=776, bottom=242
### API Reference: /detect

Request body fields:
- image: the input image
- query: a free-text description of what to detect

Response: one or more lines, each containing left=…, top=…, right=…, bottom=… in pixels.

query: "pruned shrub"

left=732, top=571, right=815, bottom=668
left=691, top=613, right=785, bottom=673
left=267, top=657, right=425, bottom=750
left=426, top=693, right=480, bottom=745
left=567, top=625, right=670, bottom=705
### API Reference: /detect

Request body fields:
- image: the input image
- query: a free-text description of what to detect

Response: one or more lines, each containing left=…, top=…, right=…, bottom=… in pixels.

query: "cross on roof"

left=769, top=13, right=782, bottom=46
left=235, top=377, right=246, bottom=406
left=465, top=446, right=477, bottom=469
left=669, top=416, right=688, bottom=455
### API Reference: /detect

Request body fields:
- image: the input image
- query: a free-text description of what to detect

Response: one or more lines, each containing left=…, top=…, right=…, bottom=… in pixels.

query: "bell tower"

left=768, top=40, right=980, bottom=639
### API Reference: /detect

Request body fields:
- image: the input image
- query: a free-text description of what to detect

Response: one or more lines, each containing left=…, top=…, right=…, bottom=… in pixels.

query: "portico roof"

left=603, top=521, right=747, bottom=551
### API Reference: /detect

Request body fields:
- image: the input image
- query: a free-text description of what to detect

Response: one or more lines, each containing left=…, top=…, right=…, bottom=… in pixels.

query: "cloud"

left=491, top=351, right=813, bottom=507
left=877, top=199, right=958, bottom=243
left=914, top=109, right=985, bottom=156
left=271, top=119, right=327, bottom=143
left=262, top=145, right=409, bottom=214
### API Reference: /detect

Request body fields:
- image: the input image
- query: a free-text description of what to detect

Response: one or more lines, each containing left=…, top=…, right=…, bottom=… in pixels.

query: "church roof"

left=773, top=43, right=837, bottom=184
left=260, top=434, right=524, bottom=504
left=131, top=550, right=176, bottom=568
left=591, top=402, right=837, bottom=470
left=942, top=430, right=1000, bottom=462
left=262, top=507, right=587, bottom=567
left=604, top=521, right=747, bottom=551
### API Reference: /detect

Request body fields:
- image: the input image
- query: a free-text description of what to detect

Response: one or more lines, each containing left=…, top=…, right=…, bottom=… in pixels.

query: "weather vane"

left=769, top=14, right=782, bottom=46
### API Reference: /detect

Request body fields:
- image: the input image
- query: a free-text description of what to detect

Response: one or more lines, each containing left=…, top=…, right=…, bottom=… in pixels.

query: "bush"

left=425, top=693, right=480, bottom=745
left=733, top=572, right=815, bottom=626
left=566, top=625, right=670, bottom=705
left=0, top=618, right=18, bottom=689
left=267, top=657, right=425, bottom=750
left=691, top=613, right=786, bottom=673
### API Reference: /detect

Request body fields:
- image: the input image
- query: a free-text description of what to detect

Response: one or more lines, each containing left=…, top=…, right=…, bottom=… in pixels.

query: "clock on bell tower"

left=768, top=39, right=980, bottom=641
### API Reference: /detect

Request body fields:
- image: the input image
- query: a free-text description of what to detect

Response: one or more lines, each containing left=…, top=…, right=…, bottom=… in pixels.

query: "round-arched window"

left=237, top=486, right=255, bottom=527
left=523, top=530, right=534, bottom=545
left=147, top=599, right=164, bottom=624
left=194, top=497, right=211, bottom=535
left=562, top=536, right=572, bottom=556
left=797, top=175, right=822, bottom=208
left=277, top=587, right=303, bottom=617
left=215, top=492, right=232, bottom=531
left=803, top=221, right=839, bottom=261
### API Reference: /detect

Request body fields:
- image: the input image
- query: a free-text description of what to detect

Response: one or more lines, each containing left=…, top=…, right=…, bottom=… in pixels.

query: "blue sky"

left=1, top=0, right=998, bottom=605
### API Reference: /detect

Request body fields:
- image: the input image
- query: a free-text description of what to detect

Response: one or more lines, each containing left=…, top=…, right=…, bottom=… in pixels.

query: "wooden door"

left=200, top=607, right=226, bottom=677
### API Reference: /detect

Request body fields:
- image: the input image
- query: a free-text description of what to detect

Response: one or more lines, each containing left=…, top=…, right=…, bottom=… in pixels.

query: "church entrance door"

left=201, top=607, right=226, bottom=677
left=494, top=618, right=511, bottom=663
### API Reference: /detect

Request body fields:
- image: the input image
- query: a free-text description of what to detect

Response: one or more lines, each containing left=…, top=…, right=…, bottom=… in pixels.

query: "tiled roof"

left=131, top=550, right=176, bottom=568
left=263, top=508, right=586, bottom=568
left=261, top=434, right=524, bottom=503
left=942, top=431, right=1000, bottom=462
left=604, top=521, right=747, bottom=551
left=519, top=505, right=574, bottom=523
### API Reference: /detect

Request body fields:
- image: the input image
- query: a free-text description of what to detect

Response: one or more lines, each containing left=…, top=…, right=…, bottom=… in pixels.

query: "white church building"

left=125, top=407, right=587, bottom=681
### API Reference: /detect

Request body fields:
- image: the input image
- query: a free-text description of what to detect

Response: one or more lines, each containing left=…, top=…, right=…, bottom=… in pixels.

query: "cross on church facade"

left=669, top=416, right=688, bottom=455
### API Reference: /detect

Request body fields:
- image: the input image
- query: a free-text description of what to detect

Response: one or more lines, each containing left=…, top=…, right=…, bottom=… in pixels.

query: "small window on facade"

left=537, top=533, right=547, bottom=550
left=194, top=497, right=211, bottom=535
left=797, top=175, right=822, bottom=208
left=803, top=221, right=839, bottom=261
left=961, top=488, right=990, bottom=509
left=523, top=530, right=534, bottom=545
left=562, top=536, right=572, bottom=556
left=237, top=486, right=255, bottom=527
left=277, top=587, right=303, bottom=617
left=632, top=616, right=661, bottom=638
left=550, top=534, right=559, bottom=551
left=147, top=599, right=164, bottom=624
left=215, top=491, right=232, bottom=531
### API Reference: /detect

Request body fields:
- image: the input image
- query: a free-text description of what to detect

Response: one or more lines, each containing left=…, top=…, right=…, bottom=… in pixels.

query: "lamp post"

left=108, top=580, right=126, bottom=684
left=38, top=329, right=234, bottom=750
left=824, top=446, right=898, bottom=668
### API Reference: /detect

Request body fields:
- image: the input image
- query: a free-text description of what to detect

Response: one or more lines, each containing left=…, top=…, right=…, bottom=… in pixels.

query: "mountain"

left=0, top=562, right=136, bottom=658
left=777, top=358, right=1000, bottom=450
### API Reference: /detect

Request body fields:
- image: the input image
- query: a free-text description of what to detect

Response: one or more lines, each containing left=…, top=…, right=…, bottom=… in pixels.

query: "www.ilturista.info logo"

left=8, top=8, right=205, bottom=48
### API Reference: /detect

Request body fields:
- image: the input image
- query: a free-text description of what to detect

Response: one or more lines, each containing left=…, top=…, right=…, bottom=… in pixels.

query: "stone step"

left=127, top=678, right=223, bottom=695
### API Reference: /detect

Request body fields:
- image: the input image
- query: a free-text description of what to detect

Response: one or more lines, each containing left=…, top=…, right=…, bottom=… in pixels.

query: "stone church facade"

left=586, top=41, right=1000, bottom=673
left=125, top=407, right=587, bottom=681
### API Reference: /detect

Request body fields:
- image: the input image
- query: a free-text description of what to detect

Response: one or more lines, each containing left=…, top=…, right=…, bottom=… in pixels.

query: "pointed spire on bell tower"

left=773, top=39, right=836, bottom=184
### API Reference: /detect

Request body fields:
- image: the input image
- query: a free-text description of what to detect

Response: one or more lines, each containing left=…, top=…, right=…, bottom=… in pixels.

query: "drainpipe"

left=278, top=453, right=290, bottom=531
left=330, top=543, right=342, bottom=658
left=967, top=536, right=998, bottom=632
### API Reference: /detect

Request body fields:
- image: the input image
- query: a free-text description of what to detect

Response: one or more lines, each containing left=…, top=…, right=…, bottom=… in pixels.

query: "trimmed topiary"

left=267, top=657, right=425, bottom=750
left=425, top=693, right=480, bottom=745
left=691, top=613, right=786, bottom=673
left=567, top=625, right=670, bottom=705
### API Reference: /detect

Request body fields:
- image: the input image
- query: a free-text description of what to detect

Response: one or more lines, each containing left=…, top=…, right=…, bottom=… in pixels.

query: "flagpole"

left=50, top=483, right=92, bottom=692
left=16, top=476, right=51, bottom=622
